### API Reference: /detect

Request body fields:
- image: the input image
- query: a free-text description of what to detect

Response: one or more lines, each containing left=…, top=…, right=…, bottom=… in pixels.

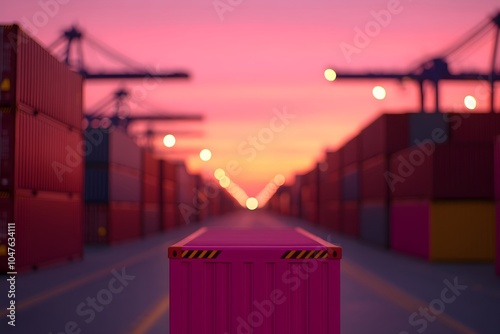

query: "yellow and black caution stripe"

left=281, top=250, right=328, bottom=259
left=181, top=250, right=221, bottom=259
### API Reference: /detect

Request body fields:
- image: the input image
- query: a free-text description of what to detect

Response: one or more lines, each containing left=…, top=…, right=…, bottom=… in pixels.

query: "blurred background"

left=0, top=0, right=500, bottom=333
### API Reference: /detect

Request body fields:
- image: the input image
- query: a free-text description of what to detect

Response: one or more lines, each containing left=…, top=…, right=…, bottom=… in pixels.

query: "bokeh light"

left=324, top=68, right=337, bottom=81
left=372, top=86, right=386, bottom=100
left=214, top=168, right=225, bottom=180
left=464, top=95, right=477, bottom=110
left=163, top=134, right=176, bottom=148
left=199, top=148, right=212, bottom=161
left=246, top=197, right=259, bottom=210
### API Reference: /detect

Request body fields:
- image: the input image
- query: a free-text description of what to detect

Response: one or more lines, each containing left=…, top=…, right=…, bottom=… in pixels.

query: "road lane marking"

left=0, top=242, right=169, bottom=317
left=130, top=294, right=170, bottom=334
left=343, top=260, right=478, bottom=334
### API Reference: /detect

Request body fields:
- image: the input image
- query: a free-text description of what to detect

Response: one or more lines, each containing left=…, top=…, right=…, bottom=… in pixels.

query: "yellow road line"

left=130, top=294, right=170, bottom=334
left=0, top=243, right=168, bottom=317
left=343, top=260, right=478, bottom=334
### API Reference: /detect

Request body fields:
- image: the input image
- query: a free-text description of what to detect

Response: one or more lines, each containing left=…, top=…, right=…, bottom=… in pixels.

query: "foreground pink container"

left=169, top=227, right=342, bottom=334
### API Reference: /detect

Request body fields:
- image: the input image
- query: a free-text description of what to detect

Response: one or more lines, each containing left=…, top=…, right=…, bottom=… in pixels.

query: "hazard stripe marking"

left=180, top=250, right=221, bottom=259
left=282, top=250, right=329, bottom=259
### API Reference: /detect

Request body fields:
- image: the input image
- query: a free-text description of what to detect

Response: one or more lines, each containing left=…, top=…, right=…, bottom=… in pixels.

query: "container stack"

left=84, top=128, right=142, bottom=244
left=318, top=151, right=342, bottom=230
left=300, top=164, right=319, bottom=224
left=0, top=25, right=84, bottom=271
left=359, top=114, right=408, bottom=247
left=175, top=162, right=198, bottom=225
left=340, top=135, right=360, bottom=237
left=290, top=174, right=303, bottom=218
left=496, top=136, right=500, bottom=275
left=160, top=159, right=177, bottom=230
left=141, top=149, right=161, bottom=236
left=390, top=113, right=497, bottom=261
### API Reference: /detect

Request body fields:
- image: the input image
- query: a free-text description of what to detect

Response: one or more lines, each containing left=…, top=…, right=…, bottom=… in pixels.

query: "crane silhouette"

left=327, top=11, right=500, bottom=113
left=49, top=26, right=189, bottom=80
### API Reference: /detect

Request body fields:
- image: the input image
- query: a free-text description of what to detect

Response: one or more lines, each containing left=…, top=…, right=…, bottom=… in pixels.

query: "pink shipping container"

left=84, top=202, right=141, bottom=244
left=1, top=105, right=83, bottom=194
left=0, top=25, right=83, bottom=128
left=390, top=199, right=495, bottom=261
left=360, top=113, right=409, bottom=161
left=0, top=190, right=83, bottom=273
left=390, top=144, right=494, bottom=199
left=168, top=227, right=342, bottom=334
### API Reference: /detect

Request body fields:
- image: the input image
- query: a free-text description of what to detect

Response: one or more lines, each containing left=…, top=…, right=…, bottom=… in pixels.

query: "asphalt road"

left=0, top=210, right=499, bottom=334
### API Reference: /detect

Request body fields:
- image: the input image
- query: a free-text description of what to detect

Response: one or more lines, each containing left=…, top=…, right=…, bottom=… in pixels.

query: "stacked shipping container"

left=141, top=149, right=161, bottom=235
left=340, top=135, right=360, bottom=237
left=496, top=136, right=500, bottom=275
left=359, top=114, right=409, bottom=247
left=84, top=128, right=142, bottom=244
left=390, top=114, right=497, bottom=261
left=269, top=111, right=500, bottom=266
left=0, top=25, right=84, bottom=272
left=318, top=151, right=342, bottom=230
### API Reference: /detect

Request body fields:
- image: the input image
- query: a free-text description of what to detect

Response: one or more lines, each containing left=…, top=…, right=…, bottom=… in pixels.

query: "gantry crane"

left=49, top=26, right=189, bottom=80
left=327, top=11, right=500, bottom=113
left=85, top=88, right=203, bottom=130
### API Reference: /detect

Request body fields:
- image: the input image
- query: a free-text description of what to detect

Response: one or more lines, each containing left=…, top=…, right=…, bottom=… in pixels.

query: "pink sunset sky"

left=2, top=0, right=499, bottom=198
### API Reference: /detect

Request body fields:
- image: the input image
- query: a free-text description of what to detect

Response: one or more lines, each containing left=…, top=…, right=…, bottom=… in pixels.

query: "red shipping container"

left=341, top=200, right=359, bottom=237
left=176, top=163, right=197, bottom=225
left=495, top=136, right=500, bottom=200
left=496, top=203, right=500, bottom=275
left=290, top=175, right=303, bottom=218
left=84, top=202, right=141, bottom=244
left=361, top=154, right=389, bottom=200
left=0, top=105, right=83, bottom=194
left=319, top=200, right=342, bottom=231
left=448, top=113, right=500, bottom=144
left=0, top=190, right=83, bottom=273
left=1, top=25, right=83, bottom=128
left=340, top=135, right=359, bottom=167
left=168, top=227, right=342, bottom=334
left=278, top=186, right=291, bottom=216
left=496, top=137, right=500, bottom=275
left=300, top=166, right=319, bottom=223
left=325, top=150, right=341, bottom=172
left=360, top=113, right=409, bottom=161
left=389, top=144, right=494, bottom=199
left=141, top=149, right=160, bottom=178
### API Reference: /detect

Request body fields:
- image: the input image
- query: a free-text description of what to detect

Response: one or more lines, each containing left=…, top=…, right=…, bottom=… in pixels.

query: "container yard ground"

left=0, top=210, right=498, bottom=334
